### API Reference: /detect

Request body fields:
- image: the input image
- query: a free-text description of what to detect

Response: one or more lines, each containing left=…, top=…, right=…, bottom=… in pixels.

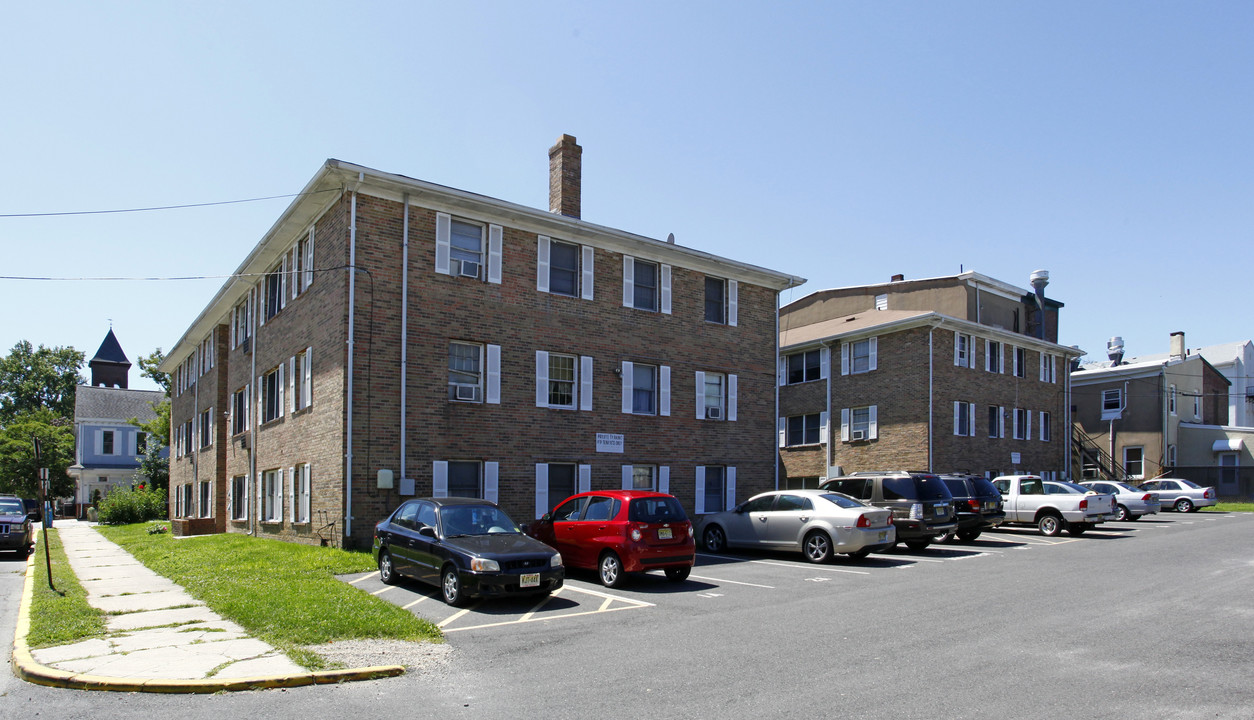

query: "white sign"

left=596, top=433, right=624, bottom=453
left=1011, top=452, right=1021, bottom=465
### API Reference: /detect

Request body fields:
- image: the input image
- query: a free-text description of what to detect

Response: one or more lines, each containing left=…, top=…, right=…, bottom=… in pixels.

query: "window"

left=547, top=464, right=577, bottom=508
left=547, top=354, right=576, bottom=408
left=1123, top=447, right=1144, bottom=478
left=1193, top=394, right=1200, bottom=420
left=632, top=364, right=656, bottom=414
left=181, top=484, right=194, bottom=518
left=705, top=278, right=727, bottom=323
left=180, top=421, right=192, bottom=456
left=1040, top=411, right=1051, bottom=442
left=699, top=371, right=731, bottom=420
left=1168, top=444, right=1178, bottom=468
left=1013, top=408, right=1030, bottom=440
left=538, top=464, right=588, bottom=518
left=1218, top=453, right=1238, bottom=487
left=291, top=228, right=314, bottom=298
left=1169, top=385, right=1177, bottom=415
left=448, top=461, right=482, bottom=498
left=295, top=464, right=311, bottom=523
left=786, top=349, right=823, bottom=384
left=263, top=261, right=285, bottom=320
left=230, top=476, right=247, bottom=520
left=1040, top=354, right=1056, bottom=383
left=231, top=387, right=248, bottom=435
left=102, top=430, right=114, bottom=455
left=787, top=414, right=822, bottom=446
left=955, top=333, right=973, bottom=368
left=954, top=401, right=975, bottom=437
left=449, top=342, right=482, bottom=402
left=988, top=406, right=1005, bottom=438
left=293, top=348, right=312, bottom=411
left=849, top=338, right=875, bottom=374
left=199, top=481, right=211, bottom=518
left=548, top=240, right=580, bottom=296
left=1101, top=389, right=1122, bottom=420
left=700, top=466, right=727, bottom=513
left=450, top=219, right=484, bottom=279
left=986, top=340, right=1002, bottom=373
left=850, top=407, right=872, bottom=440
left=537, top=351, right=591, bottom=411
left=262, top=366, right=283, bottom=423
left=630, top=258, right=658, bottom=311
left=136, top=432, right=147, bottom=455
left=261, top=469, right=282, bottom=522
left=199, top=409, right=212, bottom=449
left=631, top=465, right=656, bottom=491
left=1012, top=347, right=1026, bottom=378
left=232, top=297, right=251, bottom=347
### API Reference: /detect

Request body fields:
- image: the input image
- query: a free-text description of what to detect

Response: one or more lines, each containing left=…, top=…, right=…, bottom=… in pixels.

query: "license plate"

left=877, top=531, right=887, bottom=541
left=658, top=528, right=672, bottom=539
left=934, top=506, right=945, bottom=516
left=520, top=573, right=540, bottom=588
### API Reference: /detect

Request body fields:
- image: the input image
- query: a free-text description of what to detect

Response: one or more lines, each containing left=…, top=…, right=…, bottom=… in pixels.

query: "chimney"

left=1170, top=331, right=1185, bottom=361
left=548, top=134, right=582, bottom=219
left=890, top=274, right=904, bottom=282
left=1107, top=336, right=1124, bottom=366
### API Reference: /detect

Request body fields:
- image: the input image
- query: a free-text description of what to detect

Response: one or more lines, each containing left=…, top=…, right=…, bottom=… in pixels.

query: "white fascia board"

left=780, top=312, right=1084, bottom=357
left=1070, top=363, right=1163, bottom=386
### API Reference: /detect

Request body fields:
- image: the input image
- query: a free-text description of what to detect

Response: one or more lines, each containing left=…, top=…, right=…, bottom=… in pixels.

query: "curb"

left=11, top=529, right=406, bottom=693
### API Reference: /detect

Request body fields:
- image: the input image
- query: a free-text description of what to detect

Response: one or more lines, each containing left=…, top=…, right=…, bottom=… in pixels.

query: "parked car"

left=1079, top=481, right=1161, bottom=521
left=1044, top=480, right=1117, bottom=524
left=0, top=495, right=37, bottom=555
left=696, top=489, right=895, bottom=562
left=994, top=475, right=1113, bottom=536
left=526, top=490, right=695, bottom=587
left=1138, top=478, right=1217, bottom=513
left=372, top=497, right=563, bottom=606
left=819, top=472, right=956, bottom=551
left=934, top=474, right=1005, bottom=542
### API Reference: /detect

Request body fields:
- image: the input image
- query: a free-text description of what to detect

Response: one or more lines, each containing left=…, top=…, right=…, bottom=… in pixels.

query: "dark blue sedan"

left=372, top=497, right=563, bottom=606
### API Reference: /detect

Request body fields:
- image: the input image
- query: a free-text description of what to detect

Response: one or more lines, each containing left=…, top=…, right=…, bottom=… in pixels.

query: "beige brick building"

left=158, top=136, right=804, bottom=548
left=777, top=271, right=1083, bottom=485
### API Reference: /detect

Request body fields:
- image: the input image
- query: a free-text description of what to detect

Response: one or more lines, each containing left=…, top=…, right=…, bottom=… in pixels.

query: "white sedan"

left=1138, top=478, right=1218, bottom=513
left=696, top=489, right=895, bottom=563
left=1080, top=481, right=1162, bottom=521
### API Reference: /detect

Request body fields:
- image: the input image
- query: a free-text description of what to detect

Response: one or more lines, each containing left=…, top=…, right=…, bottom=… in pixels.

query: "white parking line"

left=748, top=559, right=871, bottom=575
left=438, top=606, right=476, bottom=628
left=349, top=574, right=372, bottom=585
left=402, top=596, right=427, bottom=610
left=518, top=588, right=559, bottom=622
left=689, top=574, right=775, bottom=589
left=371, top=585, right=395, bottom=595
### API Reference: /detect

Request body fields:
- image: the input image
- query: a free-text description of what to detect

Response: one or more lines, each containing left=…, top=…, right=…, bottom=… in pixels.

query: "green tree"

left=0, top=341, right=84, bottom=423
left=129, top=348, right=170, bottom=490
left=0, top=407, right=76, bottom=498
left=136, top=348, right=170, bottom=396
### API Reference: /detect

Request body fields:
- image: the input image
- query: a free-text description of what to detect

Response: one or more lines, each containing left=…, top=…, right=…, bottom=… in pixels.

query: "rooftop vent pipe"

left=1107, top=336, right=1125, bottom=366
left=1029, top=270, right=1049, bottom=340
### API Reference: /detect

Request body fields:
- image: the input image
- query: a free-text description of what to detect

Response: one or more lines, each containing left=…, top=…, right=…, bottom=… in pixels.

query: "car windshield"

left=439, top=505, right=520, bottom=537
left=972, top=478, right=1000, bottom=496
left=819, top=493, right=864, bottom=509
left=0, top=499, right=25, bottom=514
left=1114, top=483, right=1141, bottom=493
left=1061, top=481, right=1092, bottom=493
left=628, top=497, right=687, bottom=523
left=913, top=476, right=951, bottom=501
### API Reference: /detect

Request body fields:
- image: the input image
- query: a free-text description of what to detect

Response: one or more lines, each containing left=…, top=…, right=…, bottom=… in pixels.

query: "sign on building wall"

left=596, top=433, right=624, bottom=453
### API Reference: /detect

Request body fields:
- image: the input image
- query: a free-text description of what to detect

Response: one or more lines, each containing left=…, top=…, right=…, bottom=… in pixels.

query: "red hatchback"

left=526, top=490, right=695, bottom=587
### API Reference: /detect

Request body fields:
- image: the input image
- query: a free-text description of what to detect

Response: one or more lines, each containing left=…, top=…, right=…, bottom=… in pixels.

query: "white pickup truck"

left=992, top=475, right=1116, bottom=537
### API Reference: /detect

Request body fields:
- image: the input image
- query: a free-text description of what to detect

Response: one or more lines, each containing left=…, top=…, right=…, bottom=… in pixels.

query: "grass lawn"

left=26, top=529, right=107, bottom=648
left=1210, top=502, right=1254, bottom=512
left=97, top=523, right=441, bottom=669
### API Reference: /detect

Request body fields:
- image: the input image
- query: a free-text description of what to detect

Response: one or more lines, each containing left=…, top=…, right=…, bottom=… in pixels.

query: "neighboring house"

left=67, top=330, right=166, bottom=517
left=777, top=271, right=1082, bottom=486
left=1073, top=332, right=1251, bottom=500
left=157, top=136, right=805, bottom=548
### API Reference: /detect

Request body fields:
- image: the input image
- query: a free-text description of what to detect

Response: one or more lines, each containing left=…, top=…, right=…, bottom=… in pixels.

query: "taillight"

left=856, top=514, right=871, bottom=528
left=1079, top=498, right=1088, bottom=510
left=1143, top=494, right=1152, bottom=501
left=967, top=499, right=981, bottom=512
left=630, top=526, right=643, bottom=541
left=1205, top=489, right=1215, bottom=499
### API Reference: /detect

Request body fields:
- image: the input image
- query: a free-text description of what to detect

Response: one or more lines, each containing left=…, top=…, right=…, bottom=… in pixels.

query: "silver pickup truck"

left=992, top=475, right=1116, bottom=537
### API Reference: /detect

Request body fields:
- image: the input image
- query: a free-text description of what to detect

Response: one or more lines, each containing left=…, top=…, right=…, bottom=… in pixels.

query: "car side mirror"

left=540, top=513, right=552, bottom=523
left=418, top=525, right=436, bottom=538
left=734, top=504, right=746, bottom=514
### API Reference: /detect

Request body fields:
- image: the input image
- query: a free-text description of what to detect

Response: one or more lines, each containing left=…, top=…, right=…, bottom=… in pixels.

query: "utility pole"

left=32, top=436, right=55, bottom=592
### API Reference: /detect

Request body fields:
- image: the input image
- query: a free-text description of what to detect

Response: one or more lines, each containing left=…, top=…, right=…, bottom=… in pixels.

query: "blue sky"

left=3, top=1, right=1251, bottom=392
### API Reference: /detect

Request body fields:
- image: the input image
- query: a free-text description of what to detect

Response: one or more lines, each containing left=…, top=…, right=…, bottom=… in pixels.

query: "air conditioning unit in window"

left=706, top=407, right=723, bottom=420
left=452, top=384, right=481, bottom=402
left=457, top=260, right=480, bottom=278
left=239, top=337, right=251, bottom=354
left=851, top=429, right=866, bottom=441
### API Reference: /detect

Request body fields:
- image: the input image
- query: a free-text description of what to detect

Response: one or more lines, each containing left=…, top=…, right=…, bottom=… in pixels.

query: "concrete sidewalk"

left=11, top=520, right=403, bottom=692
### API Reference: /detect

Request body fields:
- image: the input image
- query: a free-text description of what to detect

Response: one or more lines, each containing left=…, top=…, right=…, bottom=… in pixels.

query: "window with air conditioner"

left=449, top=342, right=482, bottom=402
left=450, top=219, right=484, bottom=279
left=701, top=371, right=727, bottom=420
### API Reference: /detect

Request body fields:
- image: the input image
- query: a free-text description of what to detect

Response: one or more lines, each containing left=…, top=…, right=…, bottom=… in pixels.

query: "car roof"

left=405, top=497, right=500, bottom=508
left=561, top=490, right=677, bottom=501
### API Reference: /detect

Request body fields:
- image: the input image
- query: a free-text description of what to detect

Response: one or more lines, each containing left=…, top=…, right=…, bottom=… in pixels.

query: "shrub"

left=96, top=485, right=167, bottom=525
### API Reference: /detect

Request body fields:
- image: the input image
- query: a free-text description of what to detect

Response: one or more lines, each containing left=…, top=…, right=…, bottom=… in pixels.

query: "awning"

left=1212, top=439, right=1245, bottom=453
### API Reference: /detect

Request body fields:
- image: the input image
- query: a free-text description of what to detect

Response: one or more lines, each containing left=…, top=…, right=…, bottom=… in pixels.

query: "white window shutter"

left=1026, top=411, right=1032, bottom=439
left=305, top=228, right=315, bottom=288
left=289, top=467, right=296, bottom=522
left=820, top=346, right=830, bottom=379
left=726, top=467, right=737, bottom=511
left=226, top=478, right=233, bottom=519
left=433, top=461, right=448, bottom=497
left=728, top=280, right=738, bottom=326
left=868, top=405, right=879, bottom=440
left=230, top=308, right=236, bottom=347
left=985, top=340, right=992, bottom=372
left=969, top=404, right=976, bottom=437
left=660, top=264, right=672, bottom=314
left=659, top=466, right=670, bottom=495
left=578, top=464, right=591, bottom=493
left=954, top=332, right=961, bottom=366
left=257, top=282, right=265, bottom=327
left=536, top=236, right=550, bottom=292
left=535, top=464, right=549, bottom=519
left=289, top=356, right=296, bottom=413
left=778, top=356, right=787, bottom=386
left=660, top=365, right=671, bottom=416
left=1000, top=343, right=1006, bottom=374
left=954, top=402, right=961, bottom=436
left=1039, top=411, right=1047, bottom=441
left=278, top=363, right=285, bottom=417
left=244, top=473, right=250, bottom=519
left=279, top=255, right=287, bottom=309
left=256, top=377, right=262, bottom=427
left=622, top=256, right=634, bottom=307
left=581, top=246, right=595, bottom=300
left=487, top=224, right=503, bottom=284
left=535, top=350, right=549, bottom=407
left=728, top=374, right=737, bottom=422
left=486, top=344, right=501, bottom=404
left=841, top=342, right=850, bottom=375
left=621, top=361, right=633, bottom=413
left=303, top=347, right=312, bottom=408
left=841, top=408, right=851, bottom=442
left=1013, top=410, right=1020, bottom=439
left=94, top=430, right=103, bottom=456
left=435, top=212, right=451, bottom=274
left=580, top=356, right=593, bottom=411
left=484, top=462, right=499, bottom=503
left=1010, top=345, right=1018, bottom=376
left=621, top=465, right=633, bottom=490
left=999, top=407, right=1006, bottom=438
left=695, top=467, right=706, bottom=514
left=819, top=411, right=830, bottom=444
left=694, top=371, right=705, bottom=420
left=869, top=337, right=878, bottom=371
left=778, top=417, right=787, bottom=447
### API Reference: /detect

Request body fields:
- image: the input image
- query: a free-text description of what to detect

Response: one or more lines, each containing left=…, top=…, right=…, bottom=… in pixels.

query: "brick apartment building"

left=777, top=271, right=1083, bottom=485
left=158, top=136, right=804, bottom=548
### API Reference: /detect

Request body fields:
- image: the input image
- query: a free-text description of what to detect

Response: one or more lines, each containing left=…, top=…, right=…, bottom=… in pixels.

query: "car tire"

left=1068, top=523, right=1089, bottom=536
left=441, top=565, right=466, bottom=606
left=664, top=566, right=691, bottom=582
left=702, top=525, right=727, bottom=553
left=904, top=540, right=931, bottom=551
left=803, top=531, right=833, bottom=563
left=1037, top=514, right=1063, bottom=536
left=1115, top=504, right=1131, bottom=522
left=1175, top=498, right=1194, bottom=513
left=846, top=548, right=873, bottom=560
left=598, top=551, right=624, bottom=588
left=933, top=529, right=955, bottom=544
left=378, top=550, right=398, bottom=585
left=956, top=530, right=982, bottom=542
left=1128, top=514, right=1141, bottom=521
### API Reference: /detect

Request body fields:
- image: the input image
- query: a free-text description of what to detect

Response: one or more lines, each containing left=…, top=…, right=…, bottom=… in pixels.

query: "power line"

left=0, top=188, right=339, bottom=218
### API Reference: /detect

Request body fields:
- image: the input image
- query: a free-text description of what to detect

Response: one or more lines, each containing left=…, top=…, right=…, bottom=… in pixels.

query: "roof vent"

left=1107, top=336, right=1124, bottom=366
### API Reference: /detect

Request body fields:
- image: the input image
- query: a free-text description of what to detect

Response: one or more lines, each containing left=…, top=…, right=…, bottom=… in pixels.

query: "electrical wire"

left=0, top=188, right=339, bottom=218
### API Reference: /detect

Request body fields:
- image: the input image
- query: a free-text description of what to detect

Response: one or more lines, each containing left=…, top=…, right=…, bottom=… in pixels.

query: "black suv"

left=934, top=474, right=1004, bottom=542
left=819, top=472, right=956, bottom=551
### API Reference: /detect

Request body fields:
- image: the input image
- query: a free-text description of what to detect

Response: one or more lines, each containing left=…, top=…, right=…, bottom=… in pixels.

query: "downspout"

left=192, top=367, right=199, bottom=513
left=249, top=286, right=257, bottom=536
left=400, top=194, right=409, bottom=482
left=775, top=289, right=782, bottom=490
left=345, top=175, right=362, bottom=542
left=928, top=327, right=934, bottom=473
left=825, top=339, right=833, bottom=477
left=1064, top=356, right=1072, bottom=480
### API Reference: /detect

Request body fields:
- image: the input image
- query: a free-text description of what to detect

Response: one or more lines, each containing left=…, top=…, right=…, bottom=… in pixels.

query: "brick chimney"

left=1170, top=331, right=1185, bottom=360
left=549, top=134, right=582, bottom=219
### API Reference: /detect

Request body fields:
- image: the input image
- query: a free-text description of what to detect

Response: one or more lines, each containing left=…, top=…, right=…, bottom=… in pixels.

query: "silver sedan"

left=696, top=489, right=895, bottom=563
left=1080, top=481, right=1161, bottom=521
left=1139, top=478, right=1218, bottom=513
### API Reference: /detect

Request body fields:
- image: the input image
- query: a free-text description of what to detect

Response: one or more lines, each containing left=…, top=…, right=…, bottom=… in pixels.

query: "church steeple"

left=89, top=329, right=131, bottom=388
